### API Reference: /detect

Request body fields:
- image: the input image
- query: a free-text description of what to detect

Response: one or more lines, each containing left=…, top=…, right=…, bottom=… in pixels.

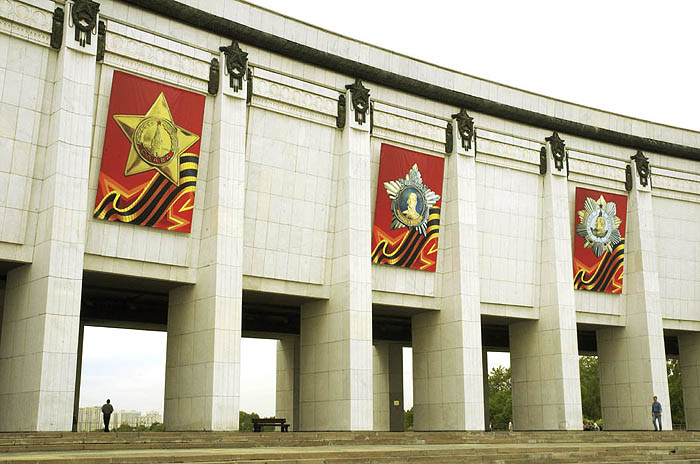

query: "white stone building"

left=0, top=0, right=699, bottom=433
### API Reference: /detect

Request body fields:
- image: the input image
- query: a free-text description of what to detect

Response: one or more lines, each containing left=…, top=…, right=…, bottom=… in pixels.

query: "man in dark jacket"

left=651, top=395, right=662, bottom=431
left=102, top=399, right=114, bottom=432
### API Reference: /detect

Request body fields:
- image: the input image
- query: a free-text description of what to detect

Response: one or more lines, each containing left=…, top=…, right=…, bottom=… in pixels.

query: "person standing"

left=651, top=395, right=663, bottom=431
left=102, top=399, right=114, bottom=432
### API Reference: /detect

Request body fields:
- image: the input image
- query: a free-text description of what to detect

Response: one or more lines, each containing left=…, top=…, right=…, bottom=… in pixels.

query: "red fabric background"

left=93, top=71, right=205, bottom=232
left=372, top=143, right=445, bottom=272
left=573, top=187, right=628, bottom=293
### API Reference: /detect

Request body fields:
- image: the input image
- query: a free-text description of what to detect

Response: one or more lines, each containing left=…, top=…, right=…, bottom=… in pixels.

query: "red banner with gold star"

left=93, top=71, right=205, bottom=233
left=573, top=187, right=628, bottom=293
left=371, top=144, right=444, bottom=272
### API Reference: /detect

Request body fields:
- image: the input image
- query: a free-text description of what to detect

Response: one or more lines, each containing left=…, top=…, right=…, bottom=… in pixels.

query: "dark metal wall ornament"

left=370, top=102, right=374, bottom=134
left=96, top=21, right=106, bottom=61
left=539, top=146, right=547, bottom=175
left=208, top=57, right=220, bottom=95
left=51, top=7, right=64, bottom=49
left=631, top=150, right=651, bottom=187
left=345, top=78, right=370, bottom=125
left=545, top=131, right=567, bottom=172
left=219, top=41, right=248, bottom=92
left=336, top=94, right=346, bottom=129
left=625, top=165, right=633, bottom=192
left=445, top=122, right=453, bottom=154
left=451, top=108, right=474, bottom=151
left=246, top=68, right=253, bottom=104
left=70, top=0, right=100, bottom=47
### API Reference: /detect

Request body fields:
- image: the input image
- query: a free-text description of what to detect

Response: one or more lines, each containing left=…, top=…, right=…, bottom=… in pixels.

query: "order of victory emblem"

left=383, top=164, right=440, bottom=236
left=575, top=195, right=622, bottom=258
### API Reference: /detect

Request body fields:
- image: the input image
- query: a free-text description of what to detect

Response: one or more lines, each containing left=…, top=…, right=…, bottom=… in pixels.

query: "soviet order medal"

left=383, top=164, right=440, bottom=236
left=113, top=92, right=199, bottom=186
left=575, top=195, right=622, bottom=257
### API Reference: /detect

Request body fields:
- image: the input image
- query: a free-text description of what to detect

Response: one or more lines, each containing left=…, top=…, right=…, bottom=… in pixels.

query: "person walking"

left=651, top=395, right=663, bottom=431
left=102, top=399, right=114, bottom=432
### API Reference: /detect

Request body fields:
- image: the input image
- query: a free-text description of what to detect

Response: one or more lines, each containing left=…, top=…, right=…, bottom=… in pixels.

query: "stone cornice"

left=121, top=0, right=700, bottom=162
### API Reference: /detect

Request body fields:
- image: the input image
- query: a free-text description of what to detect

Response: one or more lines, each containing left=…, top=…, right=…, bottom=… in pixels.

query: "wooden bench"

left=252, top=417, right=289, bottom=432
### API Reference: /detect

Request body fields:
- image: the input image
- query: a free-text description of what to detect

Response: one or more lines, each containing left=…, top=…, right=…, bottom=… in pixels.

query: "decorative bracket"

left=625, top=164, right=632, bottom=192
left=445, top=122, right=453, bottom=154
left=246, top=68, right=253, bottom=104
left=545, top=131, right=567, bottom=174
left=370, top=102, right=374, bottom=133
left=50, top=7, right=64, bottom=49
left=70, top=0, right=100, bottom=47
left=451, top=108, right=474, bottom=151
left=336, top=94, right=346, bottom=129
left=219, top=41, right=248, bottom=93
left=96, top=20, right=106, bottom=62
left=208, top=57, right=219, bottom=95
left=539, top=146, right=547, bottom=175
left=631, top=150, right=651, bottom=188
left=345, top=78, right=370, bottom=125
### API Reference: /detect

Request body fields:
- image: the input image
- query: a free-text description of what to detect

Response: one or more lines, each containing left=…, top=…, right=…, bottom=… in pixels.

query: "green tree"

left=116, top=423, right=137, bottom=432
left=667, top=358, right=685, bottom=428
left=403, top=407, right=413, bottom=431
left=149, top=422, right=164, bottom=432
left=488, top=366, right=512, bottom=430
left=579, top=356, right=601, bottom=422
left=238, top=411, right=260, bottom=432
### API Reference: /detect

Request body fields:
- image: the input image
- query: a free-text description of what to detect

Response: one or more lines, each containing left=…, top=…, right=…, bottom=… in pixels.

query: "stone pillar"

left=483, top=350, right=490, bottom=430
left=373, top=342, right=404, bottom=431
left=276, top=336, right=300, bottom=431
left=510, top=134, right=582, bottom=431
left=298, top=81, right=373, bottom=431
left=0, top=1, right=98, bottom=431
left=164, top=49, right=247, bottom=431
left=412, top=113, right=484, bottom=431
left=679, top=333, right=700, bottom=430
left=71, top=323, right=85, bottom=432
left=597, top=153, right=670, bottom=430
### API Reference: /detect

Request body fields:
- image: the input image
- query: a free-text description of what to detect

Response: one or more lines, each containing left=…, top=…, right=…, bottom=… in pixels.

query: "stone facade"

left=1, top=0, right=699, bottom=432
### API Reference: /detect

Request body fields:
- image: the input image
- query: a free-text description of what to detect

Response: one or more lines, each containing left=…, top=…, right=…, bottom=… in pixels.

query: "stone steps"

left=1, top=431, right=699, bottom=463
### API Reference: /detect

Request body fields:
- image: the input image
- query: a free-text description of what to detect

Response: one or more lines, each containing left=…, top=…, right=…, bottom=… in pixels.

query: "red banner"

left=93, top=71, right=205, bottom=233
left=371, top=144, right=444, bottom=272
left=573, top=187, right=628, bottom=293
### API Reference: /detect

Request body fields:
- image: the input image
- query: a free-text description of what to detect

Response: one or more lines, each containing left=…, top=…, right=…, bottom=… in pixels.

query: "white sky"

left=249, top=0, right=700, bottom=131
left=79, top=1, right=698, bottom=417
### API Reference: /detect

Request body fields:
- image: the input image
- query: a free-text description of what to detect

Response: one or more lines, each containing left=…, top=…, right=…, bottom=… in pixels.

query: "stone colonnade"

left=1, top=2, right=699, bottom=434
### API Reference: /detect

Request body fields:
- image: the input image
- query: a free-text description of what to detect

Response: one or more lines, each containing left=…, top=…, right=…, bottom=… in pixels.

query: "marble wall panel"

left=243, top=108, right=334, bottom=285
left=654, top=196, right=700, bottom=323
left=0, top=34, right=48, bottom=247
left=477, top=162, right=541, bottom=308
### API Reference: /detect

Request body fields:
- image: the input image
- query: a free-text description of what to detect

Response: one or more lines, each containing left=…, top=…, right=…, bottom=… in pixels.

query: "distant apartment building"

left=77, top=408, right=163, bottom=432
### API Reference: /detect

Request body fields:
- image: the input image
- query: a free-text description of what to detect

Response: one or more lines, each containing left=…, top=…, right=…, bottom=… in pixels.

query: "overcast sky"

left=80, top=1, right=698, bottom=417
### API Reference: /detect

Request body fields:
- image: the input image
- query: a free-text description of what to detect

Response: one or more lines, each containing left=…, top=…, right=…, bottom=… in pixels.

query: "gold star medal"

left=113, top=92, right=199, bottom=185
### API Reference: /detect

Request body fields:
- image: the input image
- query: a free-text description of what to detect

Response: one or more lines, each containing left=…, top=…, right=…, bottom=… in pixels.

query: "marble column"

left=597, top=153, right=670, bottom=430
left=412, top=115, right=484, bottom=431
left=483, top=350, right=490, bottom=430
left=679, top=333, right=700, bottom=430
left=164, top=50, right=247, bottom=430
left=298, top=82, right=373, bottom=431
left=0, top=1, right=98, bottom=431
left=276, top=336, right=300, bottom=430
left=510, top=134, right=582, bottom=430
left=373, top=342, right=404, bottom=431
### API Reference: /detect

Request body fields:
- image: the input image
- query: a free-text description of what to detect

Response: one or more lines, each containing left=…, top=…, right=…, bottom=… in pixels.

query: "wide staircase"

left=1, top=430, right=699, bottom=463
